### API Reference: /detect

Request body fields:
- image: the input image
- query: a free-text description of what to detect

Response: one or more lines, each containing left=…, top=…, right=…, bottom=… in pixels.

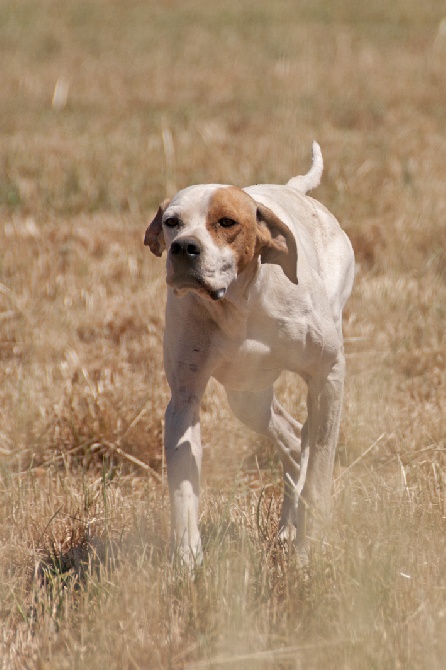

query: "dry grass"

left=1, top=0, right=445, bottom=668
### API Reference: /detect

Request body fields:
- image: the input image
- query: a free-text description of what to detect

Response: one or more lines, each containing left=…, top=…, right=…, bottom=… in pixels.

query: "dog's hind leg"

left=226, top=387, right=304, bottom=540
left=298, top=353, right=346, bottom=548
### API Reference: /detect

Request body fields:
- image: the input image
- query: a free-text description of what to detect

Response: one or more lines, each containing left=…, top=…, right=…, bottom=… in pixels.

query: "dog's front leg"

left=163, top=297, right=217, bottom=566
left=164, top=393, right=203, bottom=565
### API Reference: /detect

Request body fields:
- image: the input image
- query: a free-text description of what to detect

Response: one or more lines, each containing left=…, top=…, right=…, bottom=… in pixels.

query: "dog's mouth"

left=166, top=254, right=232, bottom=302
left=171, top=283, right=227, bottom=302
left=167, top=274, right=227, bottom=301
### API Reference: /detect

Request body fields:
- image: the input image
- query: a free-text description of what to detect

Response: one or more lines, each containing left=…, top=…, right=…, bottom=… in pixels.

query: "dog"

left=144, top=142, right=354, bottom=564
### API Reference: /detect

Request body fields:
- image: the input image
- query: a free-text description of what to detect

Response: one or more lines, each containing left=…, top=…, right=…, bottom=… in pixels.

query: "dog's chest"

left=211, top=305, right=322, bottom=391
left=212, top=337, right=282, bottom=391
left=212, top=278, right=341, bottom=392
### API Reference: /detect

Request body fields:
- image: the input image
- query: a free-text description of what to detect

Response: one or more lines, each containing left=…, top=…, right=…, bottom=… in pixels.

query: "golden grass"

left=1, top=0, right=445, bottom=667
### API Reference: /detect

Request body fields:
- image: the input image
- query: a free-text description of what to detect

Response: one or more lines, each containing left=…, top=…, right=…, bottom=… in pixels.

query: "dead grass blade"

left=103, top=440, right=162, bottom=482
left=183, top=639, right=358, bottom=668
left=335, top=433, right=385, bottom=483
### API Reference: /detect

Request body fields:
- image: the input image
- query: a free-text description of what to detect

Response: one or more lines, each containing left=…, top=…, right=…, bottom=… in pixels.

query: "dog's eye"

left=218, top=217, right=238, bottom=228
left=164, top=217, right=180, bottom=228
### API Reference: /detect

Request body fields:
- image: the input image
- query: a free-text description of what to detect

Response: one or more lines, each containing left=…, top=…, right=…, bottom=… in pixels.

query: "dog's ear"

left=144, top=199, right=170, bottom=257
left=255, top=203, right=298, bottom=285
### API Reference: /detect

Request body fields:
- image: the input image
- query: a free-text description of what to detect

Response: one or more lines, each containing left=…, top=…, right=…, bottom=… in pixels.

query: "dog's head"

left=144, top=185, right=297, bottom=301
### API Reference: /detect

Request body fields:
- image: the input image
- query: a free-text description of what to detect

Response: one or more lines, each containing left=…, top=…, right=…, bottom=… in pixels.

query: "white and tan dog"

left=144, top=143, right=354, bottom=564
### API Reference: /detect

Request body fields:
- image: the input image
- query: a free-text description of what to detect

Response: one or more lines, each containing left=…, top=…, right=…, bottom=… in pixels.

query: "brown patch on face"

left=206, top=187, right=258, bottom=272
left=206, top=187, right=298, bottom=284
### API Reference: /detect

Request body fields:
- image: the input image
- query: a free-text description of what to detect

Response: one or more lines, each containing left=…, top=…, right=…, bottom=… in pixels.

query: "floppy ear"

left=255, top=203, right=298, bottom=284
left=144, top=199, right=170, bottom=257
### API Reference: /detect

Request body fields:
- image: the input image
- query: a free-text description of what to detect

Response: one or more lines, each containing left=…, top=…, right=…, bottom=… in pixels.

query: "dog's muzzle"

left=168, top=237, right=202, bottom=284
left=167, top=237, right=227, bottom=301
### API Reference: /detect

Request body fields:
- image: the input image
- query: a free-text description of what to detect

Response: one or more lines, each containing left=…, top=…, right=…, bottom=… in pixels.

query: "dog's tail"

left=286, top=141, right=323, bottom=194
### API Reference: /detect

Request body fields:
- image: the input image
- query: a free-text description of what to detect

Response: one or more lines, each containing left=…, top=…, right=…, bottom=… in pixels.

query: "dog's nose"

left=170, top=238, right=201, bottom=258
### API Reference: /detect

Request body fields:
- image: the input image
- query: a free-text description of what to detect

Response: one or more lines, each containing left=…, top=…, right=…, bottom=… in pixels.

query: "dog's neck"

left=187, top=257, right=261, bottom=338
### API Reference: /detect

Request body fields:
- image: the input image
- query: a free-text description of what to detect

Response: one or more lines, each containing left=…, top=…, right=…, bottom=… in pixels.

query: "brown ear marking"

left=256, top=203, right=298, bottom=285
left=144, top=199, right=170, bottom=257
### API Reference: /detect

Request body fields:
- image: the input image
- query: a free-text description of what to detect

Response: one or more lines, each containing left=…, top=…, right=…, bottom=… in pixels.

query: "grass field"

left=1, top=0, right=445, bottom=667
